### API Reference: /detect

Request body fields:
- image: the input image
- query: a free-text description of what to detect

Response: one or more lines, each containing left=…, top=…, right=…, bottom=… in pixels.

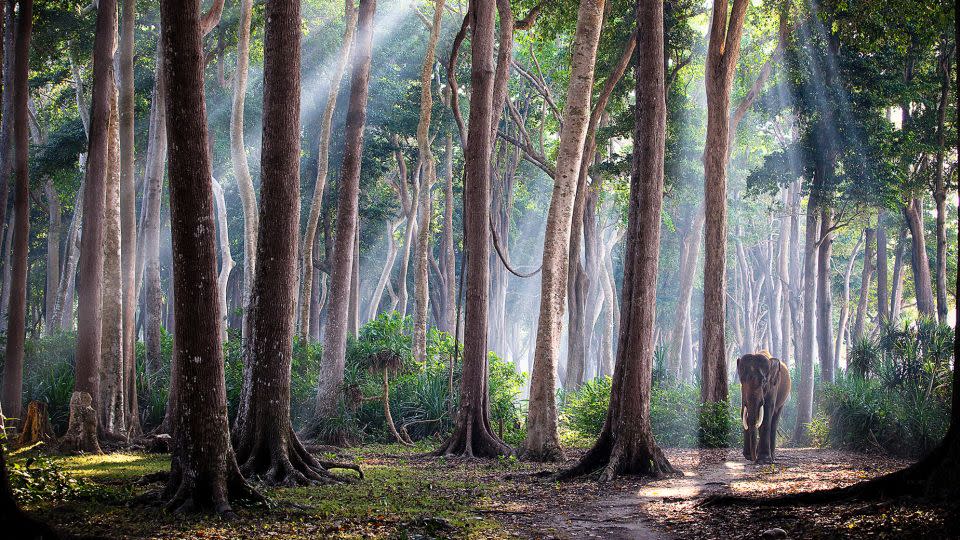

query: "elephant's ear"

left=736, top=356, right=744, bottom=381
left=768, top=357, right=781, bottom=386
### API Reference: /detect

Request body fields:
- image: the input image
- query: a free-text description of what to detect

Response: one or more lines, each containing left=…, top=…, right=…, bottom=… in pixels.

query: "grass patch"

left=28, top=447, right=503, bottom=539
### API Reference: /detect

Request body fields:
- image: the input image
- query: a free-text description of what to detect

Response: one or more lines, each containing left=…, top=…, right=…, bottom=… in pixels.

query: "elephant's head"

left=737, top=352, right=782, bottom=461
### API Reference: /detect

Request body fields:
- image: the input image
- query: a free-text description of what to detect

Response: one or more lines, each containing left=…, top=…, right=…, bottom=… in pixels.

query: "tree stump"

left=59, top=392, right=102, bottom=454
left=16, top=401, right=56, bottom=447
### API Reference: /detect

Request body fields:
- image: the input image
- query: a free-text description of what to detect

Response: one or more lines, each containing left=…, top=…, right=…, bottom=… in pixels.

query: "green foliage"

left=340, top=313, right=526, bottom=445
left=560, top=376, right=611, bottom=439
left=19, top=332, right=77, bottom=433
left=560, top=379, right=740, bottom=448
left=2, top=436, right=88, bottom=504
left=820, top=317, right=954, bottom=457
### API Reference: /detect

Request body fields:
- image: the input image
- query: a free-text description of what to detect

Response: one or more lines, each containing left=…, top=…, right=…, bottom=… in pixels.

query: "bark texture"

left=435, top=0, right=510, bottom=458
left=159, top=0, right=260, bottom=514
left=522, top=0, right=604, bottom=462
left=233, top=0, right=359, bottom=485
left=43, top=180, right=60, bottom=335
left=793, top=201, right=818, bottom=444
left=816, top=207, right=834, bottom=384
left=903, top=198, right=935, bottom=318
left=299, top=0, right=356, bottom=341
left=700, top=0, right=749, bottom=405
left=852, top=227, right=875, bottom=343
left=559, top=0, right=676, bottom=480
left=0, top=0, right=32, bottom=426
left=311, top=0, right=377, bottom=437
left=72, top=0, right=117, bottom=425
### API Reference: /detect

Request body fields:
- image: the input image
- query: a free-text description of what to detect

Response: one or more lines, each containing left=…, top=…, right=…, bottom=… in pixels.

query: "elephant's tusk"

left=741, top=406, right=748, bottom=431
left=756, top=406, right=764, bottom=428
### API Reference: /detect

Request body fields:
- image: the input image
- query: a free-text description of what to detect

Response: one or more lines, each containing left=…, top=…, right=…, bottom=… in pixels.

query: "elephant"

left=737, top=351, right=791, bottom=464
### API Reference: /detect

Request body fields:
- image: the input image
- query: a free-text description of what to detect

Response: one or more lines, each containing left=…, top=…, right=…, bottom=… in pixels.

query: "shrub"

left=561, top=376, right=611, bottom=439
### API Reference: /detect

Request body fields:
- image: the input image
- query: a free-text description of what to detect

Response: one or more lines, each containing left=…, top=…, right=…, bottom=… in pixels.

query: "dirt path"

left=502, top=447, right=923, bottom=539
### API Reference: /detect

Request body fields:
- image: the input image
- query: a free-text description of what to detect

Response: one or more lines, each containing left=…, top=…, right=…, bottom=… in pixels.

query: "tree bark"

left=412, top=0, right=445, bottom=364
left=903, top=198, right=935, bottom=318
left=53, top=186, right=82, bottom=332
left=852, top=228, right=876, bottom=343
left=792, top=200, right=818, bottom=444
left=0, top=0, right=32, bottom=426
left=700, top=0, right=749, bottom=405
left=435, top=0, right=510, bottom=458
left=367, top=219, right=400, bottom=319
left=779, top=188, right=793, bottom=366
left=876, top=210, right=889, bottom=323
left=299, top=0, right=356, bottom=341
left=523, top=0, right=604, bottom=462
left=231, top=0, right=258, bottom=346
left=438, top=132, right=456, bottom=333
left=559, top=0, right=676, bottom=480
left=834, top=232, right=862, bottom=364
left=158, top=0, right=261, bottom=514
left=932, top=45, right=951, bottom=323
left=43, top=179, right=60, bottom=335
left=0, top=1, right=10, bottom=263
left=100, top=85, right=125, bottom=435
left=233, top=0, right=358, bottom=485
left=119, top=0, right=140, bottom=437
left=211, top=178, right=234, bottom=342
left=816, top=207, right=834, bottom=384
left=141, top=41, right=167, bottom=380
left=310, top=0, right=377, bottom=437
left=890, top=229, right=907, bottom=323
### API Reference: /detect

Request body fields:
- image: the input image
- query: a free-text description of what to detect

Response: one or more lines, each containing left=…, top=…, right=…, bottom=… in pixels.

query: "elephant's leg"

left=768, top=407, right=783, bottom=462
left=757, top=401, right=775, bottom=463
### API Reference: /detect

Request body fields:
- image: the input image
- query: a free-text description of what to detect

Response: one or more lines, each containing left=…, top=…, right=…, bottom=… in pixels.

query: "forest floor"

left=19, top=442, right=960, bottom=539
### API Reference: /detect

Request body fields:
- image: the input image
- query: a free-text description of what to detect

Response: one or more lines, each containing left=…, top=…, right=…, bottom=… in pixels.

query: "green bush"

left=560, top=378, right=739, bottom=448
left=20, top=332, right=77, bottom=433
left=820, top=317, right=954, bottom=458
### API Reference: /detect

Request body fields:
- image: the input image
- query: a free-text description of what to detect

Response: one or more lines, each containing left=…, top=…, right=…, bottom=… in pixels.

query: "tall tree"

left=559, top=0, right=675, bottom=480
left=232, top=0, right=358, bottom=485
left=435, top=0, right=510, bottom=458
left=158, top=0, right=260, bottom=514
left=412, top=0, right=445, bottom=364
left=311, top=0, right=377, bottom=437
left=118, top=0, right=140, bottom=435
left=0, top=0, right=31, bottom=425
left=43, top=179, right=60, bottom=335
left=72, top=0, right=117, bottom=432
left=700, top=0, right=749, bottom=405
left=100, top=85, right=125, bottom=435
left=298, top=0, right=356, bottom=342
left=231, top=0, right=258, bottom=345
left=852, top=227, right=876, bottom=342
left=522, top=0, right=605, bottom=462
left=816, top=208, right=834, bottom=383
left=792, top=194, right=819, bottom=444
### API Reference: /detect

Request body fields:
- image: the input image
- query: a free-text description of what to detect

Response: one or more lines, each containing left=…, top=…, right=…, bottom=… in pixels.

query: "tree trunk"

left=852, top=228, right=876, bottom=343
left=932, top=46, right=951, bottom=323
left=435, top=0, right=510, bottom=458
left=876, top=210, right=889, bottom=323
left=100, top=85, right=125, bottom=435
left=890, top=229, right=907, bottom=323
left=438, top=132, right=456, bottom=333
left=141, top=41, right=167, bottom=381
left=349, top=226, right=360, bottom=334
left=233, top=0, right=358, bottom=484
left=231, top=0, right=258, bottom=346
left=367, top=219, right=400, bottom=319
left=0, top=0, right=32, bottom=426
left=211, top=178, right=234, bottom=342
left=522, top=0, right=604, bottom=462
left=53, top=186, right=82, bottom=332
left=43, top=179, right=60, bottom=335
left=310, top=0, right=377, bottom=438
left=834, top=232, right=862, bottom=364
left=792, top=201, right=819, bottom=444
left=700, top=0, right=749, bottom=405
left=903, top=198, right=935, bottom=317
left=779, top=188, right=793, bottom=366
left=119, top=0, right=140, bottom=437
left=816, top=207, right=834, bottom=384
left=0, top=3, right=11, bottom=268
left=412, top=0, right=445, bottom=364
left=158, top=0, right=261, bottom=514
left=559, top=0, right=675, bottom=480
left=299, top=0, right=356, bottom=341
